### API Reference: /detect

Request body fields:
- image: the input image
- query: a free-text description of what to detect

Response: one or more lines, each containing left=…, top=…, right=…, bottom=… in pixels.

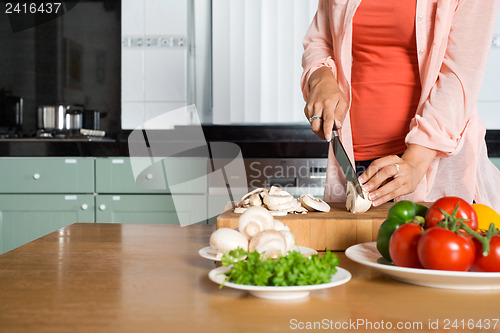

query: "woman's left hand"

left=358, top=145, right=437, bottom=206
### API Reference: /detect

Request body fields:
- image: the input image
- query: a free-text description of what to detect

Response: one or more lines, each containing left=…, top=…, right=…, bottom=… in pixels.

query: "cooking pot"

left=37, top=105, right=68, bottom=130
left=65, top=110, right=83, bottom=130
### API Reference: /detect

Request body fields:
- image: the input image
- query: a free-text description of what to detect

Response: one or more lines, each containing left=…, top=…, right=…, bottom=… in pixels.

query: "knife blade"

left=331, top=125, right=365, bottom=199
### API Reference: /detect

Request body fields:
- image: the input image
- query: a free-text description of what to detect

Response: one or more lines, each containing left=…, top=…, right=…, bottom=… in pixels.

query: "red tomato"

left=417, top=227, right=476, bottom=271
left=389, top=223, right=423, bottom=268
left=471, top=235, right=500, bottom=272
left=425, top=197, right=478, bottom=230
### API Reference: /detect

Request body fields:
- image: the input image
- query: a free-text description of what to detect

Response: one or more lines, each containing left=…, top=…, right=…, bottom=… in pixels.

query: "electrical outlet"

left=172, top=37, right=185, bottom=47
left=130, top=37, right=144, bottom=47
left=160, top=36, right=172, bottom=47
left=145, top=37, right=159, bottom=47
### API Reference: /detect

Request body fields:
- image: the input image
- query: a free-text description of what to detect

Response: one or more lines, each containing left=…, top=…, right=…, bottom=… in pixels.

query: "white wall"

left=212, top=0, right=318, bottom=124
left=477, top=7, right=500, bottom=130
left=121, top=0, right=190, bottom=129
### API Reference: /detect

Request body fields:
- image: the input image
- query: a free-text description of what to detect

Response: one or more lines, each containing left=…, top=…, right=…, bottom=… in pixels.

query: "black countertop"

left=0, top=125, right=499, bottom=158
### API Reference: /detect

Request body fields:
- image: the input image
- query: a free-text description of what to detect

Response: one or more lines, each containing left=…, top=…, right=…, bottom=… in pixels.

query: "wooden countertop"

left=0, top=223, right=498, bottom=333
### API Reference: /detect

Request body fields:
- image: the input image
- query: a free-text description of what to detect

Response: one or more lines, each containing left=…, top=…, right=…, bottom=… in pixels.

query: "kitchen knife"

left=331, top=125, right=365, bottom=199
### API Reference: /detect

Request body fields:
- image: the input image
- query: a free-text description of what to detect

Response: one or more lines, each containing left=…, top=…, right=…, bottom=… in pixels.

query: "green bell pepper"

left=376, top=201, right=428, bottom=262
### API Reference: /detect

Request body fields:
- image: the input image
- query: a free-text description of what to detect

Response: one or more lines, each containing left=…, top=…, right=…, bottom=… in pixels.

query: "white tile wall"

left=477, top=5, right=500, bottom=129
left=121, top=0, right=188, bottom=129
left=144, top=102, right=191, bottom=129
left=121, top=49, right=144, bottom=102
left=122, top=0, right=145, bottom=36
left=144, top=49, right=187, bottom=102
left=122, top=102, right=145, bottom=129
left=144, top=0, right=188, bottom=36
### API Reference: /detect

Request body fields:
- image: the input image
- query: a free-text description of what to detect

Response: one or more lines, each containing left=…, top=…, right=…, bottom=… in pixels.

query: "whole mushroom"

left=237, top=206, right=275, bottom=239
left=209, top=228, right=249, bottom=259
left=249, top=229, right=287, bottom=258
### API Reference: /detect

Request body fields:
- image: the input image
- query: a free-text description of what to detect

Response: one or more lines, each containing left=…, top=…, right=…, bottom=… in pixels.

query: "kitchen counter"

left=0, top=124, right=500, bottom=158
left=1, top=127, right=499, bottom=157
left=0, top=223, right=498, bottom=333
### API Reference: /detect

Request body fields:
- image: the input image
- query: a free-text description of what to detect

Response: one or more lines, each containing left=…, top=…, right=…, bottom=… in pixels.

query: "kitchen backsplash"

left=121, top=0, right=190, bottom=130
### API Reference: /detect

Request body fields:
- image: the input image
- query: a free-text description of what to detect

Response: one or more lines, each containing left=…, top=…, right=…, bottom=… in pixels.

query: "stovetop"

left=0, top=129, right=114, bottom=142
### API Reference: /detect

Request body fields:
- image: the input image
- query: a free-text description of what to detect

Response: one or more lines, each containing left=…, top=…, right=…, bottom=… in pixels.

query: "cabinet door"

left=95, top=157, right=208, bottom=194
left=0, top=194, right=94, bottom=254
left=0, top=157, right=94, bottom=193
left=95, top=194, right=207, bottom=225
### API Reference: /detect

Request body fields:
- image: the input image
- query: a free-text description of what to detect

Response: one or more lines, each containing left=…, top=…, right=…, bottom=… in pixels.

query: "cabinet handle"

left=146, top=173, right=153, bottom=180
left=33, top=173, right=40, bottom=180
left=99, top=204, right=106, bottom=211
left=81, top=204, right=88, bottom=211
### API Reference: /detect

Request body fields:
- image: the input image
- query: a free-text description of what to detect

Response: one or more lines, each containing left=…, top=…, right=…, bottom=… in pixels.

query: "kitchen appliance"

left=332, top=125, right=364, bottom=198
left=65, top=110, right=83, bottom=131
left=207, top=158, right=328, bottom=223
left=208, top=158, right=327, bottom=197
left=83, top=109, right=101, bottom=130
left=0, top=95, right=23, bottom=130
left=37, top=105, right=68, bottom=131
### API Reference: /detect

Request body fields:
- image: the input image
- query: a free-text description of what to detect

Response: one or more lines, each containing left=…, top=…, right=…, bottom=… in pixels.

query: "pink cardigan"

left=302, top=0, right=500, bottom=210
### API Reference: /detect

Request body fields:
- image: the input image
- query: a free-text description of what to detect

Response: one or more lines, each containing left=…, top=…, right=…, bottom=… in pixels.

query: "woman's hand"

left=358, top=145, right=437, bottom=206
left=305, top=67, right=348, bottom=141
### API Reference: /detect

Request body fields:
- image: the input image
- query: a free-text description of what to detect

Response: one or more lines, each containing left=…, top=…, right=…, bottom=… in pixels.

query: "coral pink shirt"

left=351, top=0, right=421, bottom=161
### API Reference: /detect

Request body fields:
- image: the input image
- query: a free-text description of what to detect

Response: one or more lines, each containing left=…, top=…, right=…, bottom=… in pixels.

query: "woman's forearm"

left=400, top=144, right=438, bottom=180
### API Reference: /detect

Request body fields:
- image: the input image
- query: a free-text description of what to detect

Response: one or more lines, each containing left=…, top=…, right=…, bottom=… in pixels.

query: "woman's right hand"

left=304, top=67, right=348, bottom=141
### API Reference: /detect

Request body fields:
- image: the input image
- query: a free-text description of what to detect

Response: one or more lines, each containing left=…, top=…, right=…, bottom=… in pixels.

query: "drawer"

left=0, top=194, right=94, bottom=254
left=95, top=194, right=207, bottom=225
left=0, top=158, right=94, bottom=193
left=96, top=157, right=208, bottom=194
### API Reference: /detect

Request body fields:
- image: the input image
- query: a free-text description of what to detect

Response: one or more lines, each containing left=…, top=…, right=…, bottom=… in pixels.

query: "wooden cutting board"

left=216, top=203, right=395, bottom=251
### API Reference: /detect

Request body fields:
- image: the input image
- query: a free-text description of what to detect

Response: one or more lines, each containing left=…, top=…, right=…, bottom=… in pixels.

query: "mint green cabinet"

left=0, top=156, right=210, bottom=253
left=0, top=158, right=94, bottom=193
left=95, top=194, right=207, bottom=225
left=95, top=157, right=207, bottom=194
left=0, top=194, right=94, bottom=253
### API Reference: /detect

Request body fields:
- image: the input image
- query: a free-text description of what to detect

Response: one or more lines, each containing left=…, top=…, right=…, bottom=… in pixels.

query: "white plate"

left=345, top=242, right=500, bottom=290
left=208, top=266, right=351, bottom=300
left=198, top=246, right=318, bottom=261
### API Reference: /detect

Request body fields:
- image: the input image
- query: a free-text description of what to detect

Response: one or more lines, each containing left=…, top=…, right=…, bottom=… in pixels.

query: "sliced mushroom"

left=299, top=194, right=331, bottom=212
left=209, top=228, right=249, bottom=259
left=240, top=188, right=266, bottom=202
left=248, top=193, right=262, bottom=206
left=268, top=210, right=288, bottom=216
left=234, top=207, right=247, bottom=214
left=264, top=197, right=298, bottom=211
left=249, top=229, right=287, bottom=258
left=345, top=181, right=372, bottom=213
left=294, top=206, right=309, bottom=214
left=237, top=206, right=275, bottom=239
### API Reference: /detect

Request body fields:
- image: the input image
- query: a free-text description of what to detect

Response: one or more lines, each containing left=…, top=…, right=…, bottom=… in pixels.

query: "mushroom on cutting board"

left=209, top=228, right=249, bottom=259
left=237, top=206, right=275, bottom=239
left=248, top=229, right=287, bottom=258
left=299, top=194, right=330, bottom=212
left=345, top=181, right=372, bottom=213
